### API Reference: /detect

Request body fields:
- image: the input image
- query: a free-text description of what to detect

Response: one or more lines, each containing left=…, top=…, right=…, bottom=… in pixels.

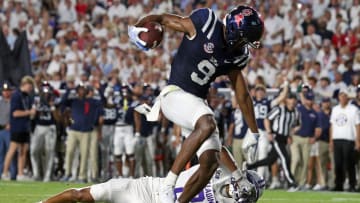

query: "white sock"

left=164, top=171, right=178, bottom=186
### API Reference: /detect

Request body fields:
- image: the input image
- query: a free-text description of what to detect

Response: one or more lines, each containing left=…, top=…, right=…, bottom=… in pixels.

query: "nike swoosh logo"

left=224, top=59, right=232, bottom=63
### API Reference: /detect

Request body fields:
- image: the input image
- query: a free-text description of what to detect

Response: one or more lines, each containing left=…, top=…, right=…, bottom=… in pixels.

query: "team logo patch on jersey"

left=204, top=42, right=215, bottom=53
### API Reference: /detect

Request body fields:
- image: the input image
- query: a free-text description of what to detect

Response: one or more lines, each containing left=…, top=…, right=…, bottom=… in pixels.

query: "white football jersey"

left=90, top=165, right=235, bottom=203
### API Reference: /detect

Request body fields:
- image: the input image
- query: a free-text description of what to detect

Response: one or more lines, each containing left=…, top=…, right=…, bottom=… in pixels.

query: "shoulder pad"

left=190, top=8, right=219, bottom=40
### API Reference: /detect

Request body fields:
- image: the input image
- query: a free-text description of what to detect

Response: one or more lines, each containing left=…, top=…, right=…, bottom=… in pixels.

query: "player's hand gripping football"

left=128, top=26, right=149, bottom=51
left=242, top=133, right=259, bottom=164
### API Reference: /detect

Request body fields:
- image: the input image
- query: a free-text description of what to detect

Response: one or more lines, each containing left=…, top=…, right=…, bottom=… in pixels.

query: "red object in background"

left=75, top=2, right=88, bottom=15
left=84, top=101, right=90, bottom=115
left=345, top=32, right=358, bottom=54
left=331, top=33, right=346, bottom=50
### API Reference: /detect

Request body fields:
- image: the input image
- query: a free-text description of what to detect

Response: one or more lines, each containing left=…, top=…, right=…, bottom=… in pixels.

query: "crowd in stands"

left=0, top=0, right=359, bottom=193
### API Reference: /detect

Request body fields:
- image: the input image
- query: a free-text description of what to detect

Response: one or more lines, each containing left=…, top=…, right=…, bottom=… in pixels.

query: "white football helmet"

left=229, top=170, right=265, bottom=203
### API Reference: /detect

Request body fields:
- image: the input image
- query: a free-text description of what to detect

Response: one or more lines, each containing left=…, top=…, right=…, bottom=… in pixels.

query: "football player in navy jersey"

left=129, top=5, right=263, bottom=203
left=252, top=85, right=271, bottom=178
left=30, top=82, right=60, bottom=182
left=112, top=84, right=138, bottom=179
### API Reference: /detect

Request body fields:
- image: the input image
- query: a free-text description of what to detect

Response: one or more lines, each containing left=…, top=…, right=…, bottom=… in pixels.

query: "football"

left=139, top=21, right=164, bottom=49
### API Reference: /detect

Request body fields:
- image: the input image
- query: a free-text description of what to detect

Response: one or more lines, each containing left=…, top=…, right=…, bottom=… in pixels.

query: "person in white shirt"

left=312, top=0, right=330, bottom=18
left=330, top=89, right=360, bottom=191
left=57, top=0, right=77, bottom=24
left=263, top=6, right=283, bottom=47
left=350, top=0, right=360, bottom=29
left=303, top=24, right=321, bottom=51
left=314, top=77, right=334, bottom=98
left=108, top=0, right=127, bottom=20
left=9, top=1, right=27, bottom=29
left=315, top=39, right=337, bottom=71
left=65, top=41, right=84, bottom=79
left=47, top=51, right=62, bottom=76
left=127, top=0, right=144, bottom=19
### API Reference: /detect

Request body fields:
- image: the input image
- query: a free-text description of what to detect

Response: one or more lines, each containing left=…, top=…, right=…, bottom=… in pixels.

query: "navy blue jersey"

left=230, top=108, right=248, bottom=139
left=114, top=98, right=135, bottom=125
left=103, top=106, right=118, bottom=125
left=140, top=114, right=156, bottom=137
left=34, top=96, right=55, bottom=126
left=317, top=110, right=330, bottom=142
left=253, top=98, right=271, bottom=130
left=168, top=8, right=249, bottom=99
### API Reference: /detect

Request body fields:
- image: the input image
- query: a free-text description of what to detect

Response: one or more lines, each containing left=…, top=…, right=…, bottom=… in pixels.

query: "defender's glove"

left=128, top=26, right=149, bottom=51
left=242, top=133, right=259, bottom=163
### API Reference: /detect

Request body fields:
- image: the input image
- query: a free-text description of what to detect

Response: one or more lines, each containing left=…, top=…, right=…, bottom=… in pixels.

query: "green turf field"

left=1, top=181, right=360, bottom=203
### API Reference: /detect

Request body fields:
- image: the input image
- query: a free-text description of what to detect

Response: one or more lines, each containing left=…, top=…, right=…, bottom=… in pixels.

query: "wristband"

left=135, top=132, right=140, bottom=137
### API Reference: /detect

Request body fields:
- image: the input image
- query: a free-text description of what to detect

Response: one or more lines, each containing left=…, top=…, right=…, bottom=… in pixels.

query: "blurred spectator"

left=57, top=0, right=77, bottom=24
left=252, top=85, right=272, bottom=179
left=61, top=84, right=99, bottom=183
left=87, top=86, right=103, bottom=182
left=263, top=6, right=283, bottom=47
left=316, top=97, right=334, bottom=189
left=135, top=96, right=157, bottom=177
left=113, top=84, right=137, bottom=178
left=0, top=83, right=17, bottom=180
left=30, top=82, right=59, bottom=182
left=330, top=89, right=360, bottom=191
left=1, top=76, right=36, bottom=181
left=291, top=90, right=321, bottom=187
left=226, top=102, right=248, bottom=169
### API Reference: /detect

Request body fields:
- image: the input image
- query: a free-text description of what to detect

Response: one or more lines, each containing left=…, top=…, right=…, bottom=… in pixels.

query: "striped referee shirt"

left=267, top=105, right=299, bottom=136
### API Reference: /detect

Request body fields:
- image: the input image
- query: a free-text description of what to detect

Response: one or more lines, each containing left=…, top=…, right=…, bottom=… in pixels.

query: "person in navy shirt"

left=1, top=76, right=36, bottom=181
left=61, top=84, right=102, bottom=182
left=315, top=97, right=332, bottom=189
left=252, top=85, right=271, bottom=179
left=290, top=90, right=322, bottom=187
left=129, top=6, right=263, bottom=202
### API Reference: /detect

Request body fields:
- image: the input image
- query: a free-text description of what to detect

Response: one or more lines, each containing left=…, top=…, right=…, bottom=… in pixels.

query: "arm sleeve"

left=267, top=106, right=280, bottom=121
left=189, top=8, right=217, bottom=40
left=232, top=46, right=250, bottom=69
left=10, top=93, right=23, bottom=113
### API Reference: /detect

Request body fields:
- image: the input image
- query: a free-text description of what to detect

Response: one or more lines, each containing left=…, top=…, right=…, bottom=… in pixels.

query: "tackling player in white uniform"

left=39, top=147, right=265, bottom=203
